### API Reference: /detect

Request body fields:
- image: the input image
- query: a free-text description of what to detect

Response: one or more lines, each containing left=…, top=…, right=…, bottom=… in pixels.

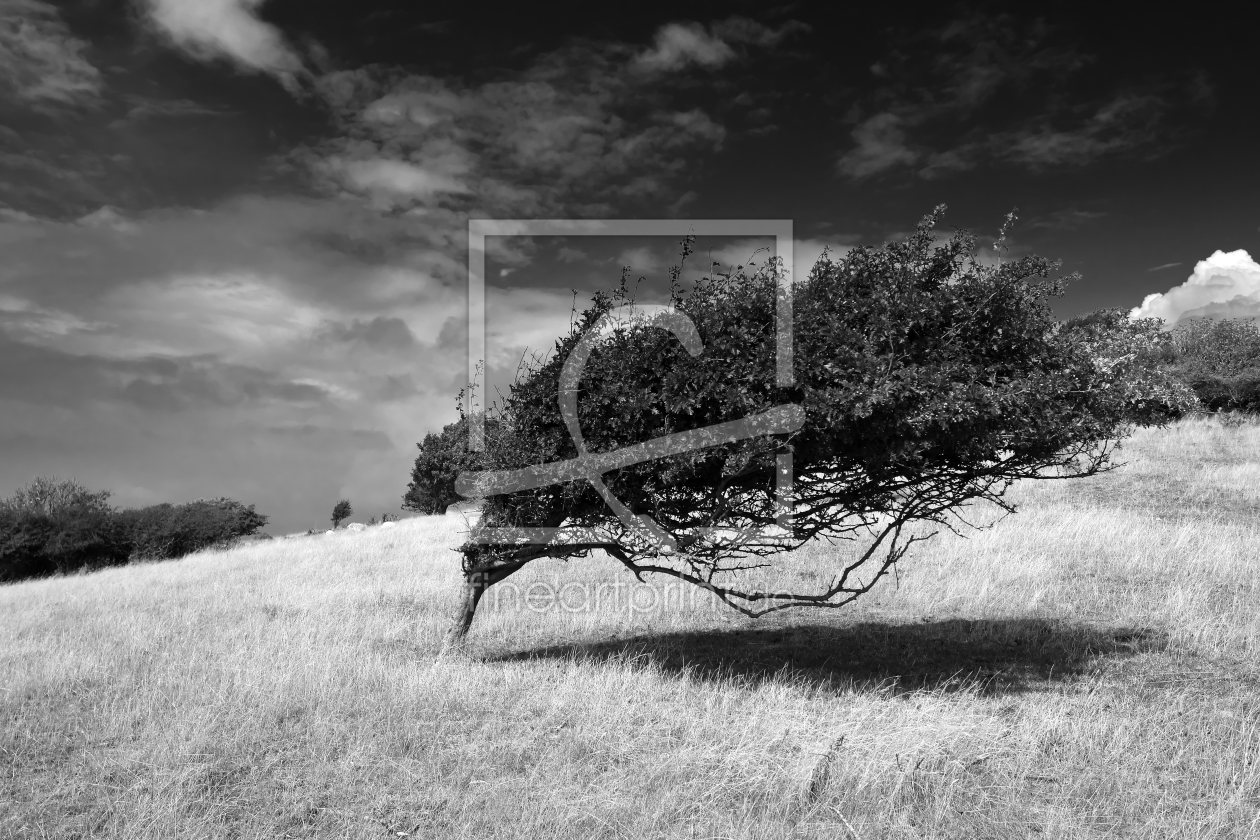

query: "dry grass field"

left=3, top=414, right=1260, bottom=839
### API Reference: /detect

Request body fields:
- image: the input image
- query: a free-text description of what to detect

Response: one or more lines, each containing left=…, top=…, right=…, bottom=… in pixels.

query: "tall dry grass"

left=3, top=414, right=1260, bottom=838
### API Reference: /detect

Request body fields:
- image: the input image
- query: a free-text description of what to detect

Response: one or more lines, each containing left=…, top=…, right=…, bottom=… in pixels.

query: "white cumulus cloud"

left=140, top=0, right=305, bottom=90
left=1130, top=249, right=1260, bottom=327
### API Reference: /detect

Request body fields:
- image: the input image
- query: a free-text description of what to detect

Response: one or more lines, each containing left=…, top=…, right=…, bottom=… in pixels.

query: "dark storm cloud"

left=837, top=14, right=1212, bottom=180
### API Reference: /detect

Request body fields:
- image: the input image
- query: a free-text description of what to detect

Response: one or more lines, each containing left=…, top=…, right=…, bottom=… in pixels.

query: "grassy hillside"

left=3, top=415, right=1260, bottom=839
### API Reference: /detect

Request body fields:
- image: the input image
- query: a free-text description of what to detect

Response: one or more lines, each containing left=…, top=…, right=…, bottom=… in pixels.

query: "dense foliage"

left=1164, top=318, right=1260, bottom=413
left=0, top=477, right=269, bottom=583
left=115, top=498, right=270, bottom=561
left=0, top=478, right=127, bottom=581
left=438, top=207, right=1197, bottom=644
left=331, top=499, right=353, bottom=529
left=403, top=417, right=491, bottom=515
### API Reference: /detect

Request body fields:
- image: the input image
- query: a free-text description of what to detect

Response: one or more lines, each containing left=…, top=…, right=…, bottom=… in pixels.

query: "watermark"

left=475, top=574, right=785, bottom=618
left=461, top=219, right=798, bottom=547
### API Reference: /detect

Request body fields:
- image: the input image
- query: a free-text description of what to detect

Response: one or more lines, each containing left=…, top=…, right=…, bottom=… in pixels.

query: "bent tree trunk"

left=442, top=564, right=525, bottom=653
left=443, top=572, right=489, bottom=652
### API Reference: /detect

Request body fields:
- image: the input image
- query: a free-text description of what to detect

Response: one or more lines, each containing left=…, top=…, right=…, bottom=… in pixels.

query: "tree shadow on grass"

left=484, top=618, right=1168, bottom=696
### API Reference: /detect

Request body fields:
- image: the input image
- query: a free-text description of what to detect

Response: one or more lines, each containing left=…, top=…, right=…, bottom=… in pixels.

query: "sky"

left=1, top=0, right=1257, bottom=534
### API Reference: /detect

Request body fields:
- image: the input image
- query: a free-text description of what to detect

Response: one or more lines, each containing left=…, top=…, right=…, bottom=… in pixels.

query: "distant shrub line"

left=0, top=477, right=268, bottom=584
left=1165, top=318, right=1260, bottom=414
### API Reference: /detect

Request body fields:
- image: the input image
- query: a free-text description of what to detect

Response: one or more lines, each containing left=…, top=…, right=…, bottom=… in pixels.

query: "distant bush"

left=1171, top=318, right=1260, bottom=375
left=0, top=477, right=130, bottom=582
left=116, top=498, right=269, bottom=561
left=1233, top=369, right=1260, bottom=413
left=405, top=416, right=495, bottom=515
left=0, top=477, right=269, bottom=583
left=1166, top=318, right=1260, bottom=413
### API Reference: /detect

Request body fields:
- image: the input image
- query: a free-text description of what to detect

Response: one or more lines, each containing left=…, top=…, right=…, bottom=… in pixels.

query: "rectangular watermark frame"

left=465, top=218, right=796, bottom=542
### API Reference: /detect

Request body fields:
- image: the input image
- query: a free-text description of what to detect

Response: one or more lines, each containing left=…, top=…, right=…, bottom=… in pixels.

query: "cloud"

left=711, top=16, right=810, bottom=47
left=326, top=157, right=470, bottom=206
left=0, top=206, right=38, bottom=223
left=1146, top=262, right=1182, bottom=272
left=483, top=286, right=578, bottom=375
left=317, top=316, right=417, bottom=351
left=139, top=0, right=306, bottom=90
left=1130, top=250, right=1260, bottom=327
left=837, top=113, right=918, bottom=178
left=997, top=93, right=1170, bottom=169
left=266, top=424, right=394, bottom=451
left=616, top=245, right=666, bottom=274
left=76, top=205, right=139, bottom=233
left=1025, top=208, right=1107, bottom=231
left=0, top=16, right=795, bottom=531
left=634, top=17, right=806, bottom=73
left=117, top=97, right=229, bottom=121
left=0, top=142, right=109, bottom=218
left=0, top=332, right=332, bottom=412
left=0, top=292, right=109, bottom=342
left=300, top=47, right=729, bottom=218
left=836, top=14, right=1210, bottom=179
left=0, top=0, right=101, bottom=109
left=635, top=22, right=736, bottom=72
left=0, top=196, right=469, bottom=531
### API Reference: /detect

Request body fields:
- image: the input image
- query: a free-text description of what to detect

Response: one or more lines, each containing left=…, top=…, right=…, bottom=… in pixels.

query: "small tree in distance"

left=437, top=207, right=1197, bottom=649
left=330, top=499, right=352, bottom=529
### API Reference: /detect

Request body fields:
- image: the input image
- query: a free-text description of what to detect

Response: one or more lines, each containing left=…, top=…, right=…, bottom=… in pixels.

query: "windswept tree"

left=331, top=499, right=353, bottom=529
left=440, top=208, right=1196, bottom=648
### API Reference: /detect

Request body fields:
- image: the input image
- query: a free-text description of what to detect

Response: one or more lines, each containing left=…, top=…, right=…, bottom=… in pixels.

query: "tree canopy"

left=429, top=208, right=1196, bottom=646
left=403, top=417, right=492, bottom=516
